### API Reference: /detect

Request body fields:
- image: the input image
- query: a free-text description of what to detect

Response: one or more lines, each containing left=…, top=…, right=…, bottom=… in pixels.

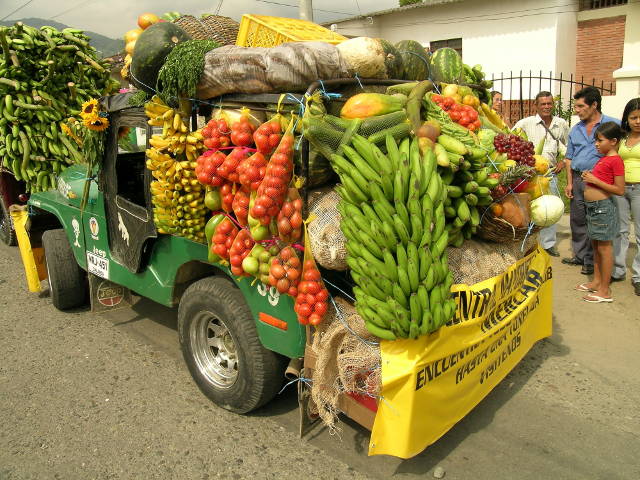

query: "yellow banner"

left=369, top=246, right=553, bottom=458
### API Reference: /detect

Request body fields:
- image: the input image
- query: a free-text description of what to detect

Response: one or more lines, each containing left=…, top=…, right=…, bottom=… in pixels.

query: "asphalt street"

left=1, top=217, right=639, bottom=479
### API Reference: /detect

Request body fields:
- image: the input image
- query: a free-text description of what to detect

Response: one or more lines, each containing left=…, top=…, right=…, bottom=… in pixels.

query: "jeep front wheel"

left=178, top=276, right=286, bottom=414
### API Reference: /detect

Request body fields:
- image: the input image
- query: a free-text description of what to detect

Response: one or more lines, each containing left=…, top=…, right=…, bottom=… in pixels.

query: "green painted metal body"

left=29, top=165, right=305, bottom=359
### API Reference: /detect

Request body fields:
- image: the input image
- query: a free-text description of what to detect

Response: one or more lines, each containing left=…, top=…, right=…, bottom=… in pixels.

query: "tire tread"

left=42, top=229, right=87, bottom=310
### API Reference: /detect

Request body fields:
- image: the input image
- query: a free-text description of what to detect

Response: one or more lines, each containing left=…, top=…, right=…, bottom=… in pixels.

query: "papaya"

left=340, top=93, right=406, bottom=119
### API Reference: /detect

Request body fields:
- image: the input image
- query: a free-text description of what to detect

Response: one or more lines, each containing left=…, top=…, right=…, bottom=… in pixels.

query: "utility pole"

left=299, top=0, right=313, bottom=21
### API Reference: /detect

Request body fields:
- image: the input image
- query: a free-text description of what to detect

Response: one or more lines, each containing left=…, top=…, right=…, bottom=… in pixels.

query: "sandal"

left=583, top=294, right=613, bottom=303
left=575, top=283, right=595, bottom=292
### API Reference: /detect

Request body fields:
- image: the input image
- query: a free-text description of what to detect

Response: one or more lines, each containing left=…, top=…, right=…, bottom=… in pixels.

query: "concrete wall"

left=331, top=0, right=579, bottom=99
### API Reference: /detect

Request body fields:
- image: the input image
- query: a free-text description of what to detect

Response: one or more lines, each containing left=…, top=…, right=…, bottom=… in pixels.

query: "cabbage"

left=530, top=195, right=564, bottom=227
left=478, top=129, right=497, bottom=151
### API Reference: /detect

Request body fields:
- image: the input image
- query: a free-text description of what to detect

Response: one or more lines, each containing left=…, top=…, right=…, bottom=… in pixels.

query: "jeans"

left=569, top=171, right=593, bottom=266
left=613, top=184, right=640, bottom=282
left=539, top=174, right=558, bottom=249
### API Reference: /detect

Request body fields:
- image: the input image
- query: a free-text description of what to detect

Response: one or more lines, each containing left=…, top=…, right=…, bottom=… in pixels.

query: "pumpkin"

left=499, top=193, right=530, bottom=228
left=395, top=39, right=430, bottom=81
left=337, top=37, right=403, bottom=79
left=130, top=22, right=191, bottom=93
left=530, top=195, right=564, bottom=227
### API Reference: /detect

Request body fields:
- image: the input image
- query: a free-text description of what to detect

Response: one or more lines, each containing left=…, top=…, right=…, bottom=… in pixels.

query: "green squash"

left=395, top=40, right=430, bottom=81
left=130, top=22, right=191, bottom=93
left=378, top=39, right=404, bottom=80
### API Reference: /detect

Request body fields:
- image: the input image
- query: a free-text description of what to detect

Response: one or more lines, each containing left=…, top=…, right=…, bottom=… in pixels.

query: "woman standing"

left=613, top=98, right=640, bottom=295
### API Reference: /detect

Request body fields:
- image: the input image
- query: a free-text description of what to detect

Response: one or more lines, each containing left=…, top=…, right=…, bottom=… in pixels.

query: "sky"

left=0, top=0, right=398, bottom=39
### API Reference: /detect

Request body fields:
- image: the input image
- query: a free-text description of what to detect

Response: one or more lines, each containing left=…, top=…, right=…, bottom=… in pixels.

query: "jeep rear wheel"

left=178, top=276, right=286, bottom=414
left=42, top=229, right=87, bottom=310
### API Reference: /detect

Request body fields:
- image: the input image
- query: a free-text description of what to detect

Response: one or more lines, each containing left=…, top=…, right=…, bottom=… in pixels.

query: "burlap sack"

left=307, top=188, right=348, bottom=271
left=446, top=235, right=538, bottom=285
left=197, top=42, right=351, bottom=99
left=310, top=297, right=380, bottom=431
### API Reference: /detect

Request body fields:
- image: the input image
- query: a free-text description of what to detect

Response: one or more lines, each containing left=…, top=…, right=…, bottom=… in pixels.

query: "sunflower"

left=80, top=98, right=99, bottom=119
left=83, top=115, right=109, bottom=132
left=60, top=122, right=84, bottom=146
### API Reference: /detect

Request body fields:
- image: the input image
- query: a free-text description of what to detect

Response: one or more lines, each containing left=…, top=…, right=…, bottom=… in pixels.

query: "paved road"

left=1, top=218, right=639, bottom=479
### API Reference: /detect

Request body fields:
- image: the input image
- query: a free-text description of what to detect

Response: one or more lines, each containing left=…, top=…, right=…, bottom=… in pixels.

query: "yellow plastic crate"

left=236, top=14, right=347, bottom=48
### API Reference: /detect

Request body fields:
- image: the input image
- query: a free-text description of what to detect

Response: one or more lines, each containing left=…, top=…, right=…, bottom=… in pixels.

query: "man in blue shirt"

left=562, top=86, right=620, bottom=275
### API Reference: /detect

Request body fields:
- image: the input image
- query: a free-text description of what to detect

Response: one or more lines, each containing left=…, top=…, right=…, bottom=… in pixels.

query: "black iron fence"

left=490, top=71, right=615, bottom=127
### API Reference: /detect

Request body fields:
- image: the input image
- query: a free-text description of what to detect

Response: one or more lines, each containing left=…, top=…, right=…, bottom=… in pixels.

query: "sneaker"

left=562, top=256, right=583, bottom=266
left=610, top=275, right=626, bottom=282
left=634, top=282, right=640, bottom=296
left=544, top=247, right=560, bottom=257
left=581, top=264, right=594, bottom=275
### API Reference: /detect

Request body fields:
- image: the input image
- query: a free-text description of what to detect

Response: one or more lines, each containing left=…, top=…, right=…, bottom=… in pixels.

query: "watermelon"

left=130, top=22, right=191, bottom=93
left=430, top=47, right=463, bottom=84
left=395, top=40, right=430, bottom=81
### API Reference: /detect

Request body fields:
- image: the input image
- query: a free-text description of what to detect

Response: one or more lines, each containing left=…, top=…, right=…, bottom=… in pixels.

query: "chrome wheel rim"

left=190, top=311, right=238, bottom=389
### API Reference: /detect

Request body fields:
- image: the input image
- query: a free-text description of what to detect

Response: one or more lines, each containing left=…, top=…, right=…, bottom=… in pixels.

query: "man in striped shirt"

left=513, top=91, right=569, bottom=257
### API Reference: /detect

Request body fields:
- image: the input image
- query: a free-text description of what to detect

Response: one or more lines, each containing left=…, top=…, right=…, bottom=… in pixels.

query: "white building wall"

left=332, top=0, right=579, bottom=100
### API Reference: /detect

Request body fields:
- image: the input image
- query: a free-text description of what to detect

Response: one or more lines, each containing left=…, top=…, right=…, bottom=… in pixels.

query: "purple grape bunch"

left=494, top=134, right=535, bottom=167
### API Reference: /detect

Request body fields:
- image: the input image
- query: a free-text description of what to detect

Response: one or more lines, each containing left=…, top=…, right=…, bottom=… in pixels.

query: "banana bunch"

left=147, top=148, right=207, bottom=242
left=144, top=97, right=207, bottom=242
left=145, top=95, right=204, bottom=162
left=0, top=22, right=117, bottom=192
left=480, top=103, right=508, bottom=131
left=330, top=133, right=456, bottom=341
left=430, top=132, right=500, bottom=246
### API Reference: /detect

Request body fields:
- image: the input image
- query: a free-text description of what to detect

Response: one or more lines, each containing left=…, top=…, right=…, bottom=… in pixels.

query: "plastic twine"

left=327, top=293, right=379, bottom=347
left=277, top=375, right=313, bottom=395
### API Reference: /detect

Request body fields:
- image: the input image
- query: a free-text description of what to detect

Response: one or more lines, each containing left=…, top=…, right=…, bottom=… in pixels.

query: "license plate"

left=86, top=251, right=109, bottom=279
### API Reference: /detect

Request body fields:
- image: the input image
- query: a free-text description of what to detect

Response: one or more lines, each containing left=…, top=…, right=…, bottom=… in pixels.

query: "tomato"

left=304, top=260, right=315, bottom=270
left=450, top=110, right=461, bottom=122
left=432, top=94, right=443, bottom=102
left=469, top=109, right=479, bottom=121
left=276, top=278, right=290, bottom=293
left=288, top=256, right=301, bottom=268
left=308, top=314, right=323, bottom=326
left=251, top=204, right=266, bottom=218
left=315, top=289, right=329, bottom=302
left=286, top=268, right=300, bottom=281
left=459, top=115, right=470, bottom=126
left=212, top=233, right=225, bottom=245
left=287, top=286, right=298, bottom=297
left=280, top=202, right=294, bottom=218
left=306, top=281, right=321, bottom=295
left=229, top=254, right=242, bottom=266
left=298, top=281, right=309, bottom=294
left=277, top=216, right=291, bottom=233
left=443, top=97, right=455, bottom=108
left=297, top=303, right=312, bottom=318
left=313, top=302, right=328, bottom=316
left=303, top=269, right=321, bottom=281
left=279, top=247, right=292, bottom=261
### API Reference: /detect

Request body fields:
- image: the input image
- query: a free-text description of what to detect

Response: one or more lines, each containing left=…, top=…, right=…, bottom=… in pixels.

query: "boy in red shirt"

left=577, top=122, right=626, bottom=302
